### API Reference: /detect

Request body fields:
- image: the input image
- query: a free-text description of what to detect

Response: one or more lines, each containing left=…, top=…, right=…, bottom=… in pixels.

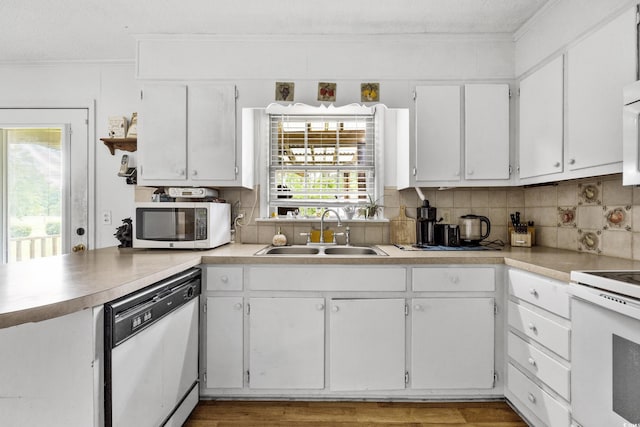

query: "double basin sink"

left=255, top=245, right=388, bottom=256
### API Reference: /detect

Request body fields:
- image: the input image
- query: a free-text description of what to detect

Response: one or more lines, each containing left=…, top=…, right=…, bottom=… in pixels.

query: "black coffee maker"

left=416, top=200, right=437, bottom=246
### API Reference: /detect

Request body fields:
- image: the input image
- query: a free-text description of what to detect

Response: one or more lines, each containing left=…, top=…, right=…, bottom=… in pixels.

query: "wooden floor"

left=184, top=400, right=528, bottom=426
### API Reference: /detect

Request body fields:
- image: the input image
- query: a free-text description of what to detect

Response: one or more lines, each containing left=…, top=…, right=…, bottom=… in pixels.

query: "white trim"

left=135, top=32, right=515, bottom=44
left=0, top=101, right=97, bottom=251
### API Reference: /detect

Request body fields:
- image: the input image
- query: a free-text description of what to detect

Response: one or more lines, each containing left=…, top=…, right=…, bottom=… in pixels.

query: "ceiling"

left=0, top=0, right=549, bottom=63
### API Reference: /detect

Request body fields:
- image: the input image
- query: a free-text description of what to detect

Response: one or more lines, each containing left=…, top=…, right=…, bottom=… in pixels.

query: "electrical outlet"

left=440, top=209, right=451, bottom=224
left=102, top=210, right=112, bottom=225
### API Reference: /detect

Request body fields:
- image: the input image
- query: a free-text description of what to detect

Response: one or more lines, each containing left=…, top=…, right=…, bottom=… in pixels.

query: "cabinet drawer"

left=508, top=302, right=570, bottom=360
left=507, top=364, right=570, bottom=427
left=508, top=269, right=570, bottom=318
left=249, top=266, right=406, bottom=291
left=412, top=267, right=495, bottom=292
left=508, top=332, right=570, bottom=400
left=205, top=266, right=243, bottom=291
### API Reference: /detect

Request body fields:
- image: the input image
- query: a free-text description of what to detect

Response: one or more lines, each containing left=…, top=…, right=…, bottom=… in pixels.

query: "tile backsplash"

left=135, top=173, right=640, bottom=261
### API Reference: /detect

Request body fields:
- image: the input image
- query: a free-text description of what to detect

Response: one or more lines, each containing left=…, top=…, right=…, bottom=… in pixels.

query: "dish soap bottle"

left=272, top=227, right=287, bottom=246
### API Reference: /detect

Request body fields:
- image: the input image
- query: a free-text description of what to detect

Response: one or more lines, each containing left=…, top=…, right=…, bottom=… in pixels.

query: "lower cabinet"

left=411, top=297, right=495, bottom=389
left=506, top=268, right=571, bottom=427
left=248, top=297, right=325, bottom=389
left=329, top=298, right=406, bottom=391
left=201, top=264, right=501, bottom=398
left=205, top=297, right=244, bottom=388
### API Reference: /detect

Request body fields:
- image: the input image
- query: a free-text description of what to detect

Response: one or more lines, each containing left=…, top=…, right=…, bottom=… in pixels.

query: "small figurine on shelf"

left=114, top=218, right=133, bottom=248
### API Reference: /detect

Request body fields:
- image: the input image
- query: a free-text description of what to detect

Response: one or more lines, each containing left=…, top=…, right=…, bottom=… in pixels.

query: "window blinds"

left=268, top=114, right=375, bottom=208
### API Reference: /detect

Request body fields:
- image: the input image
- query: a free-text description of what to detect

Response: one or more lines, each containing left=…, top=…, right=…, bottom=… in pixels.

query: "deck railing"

left=9, top=235, right=61, bottom=262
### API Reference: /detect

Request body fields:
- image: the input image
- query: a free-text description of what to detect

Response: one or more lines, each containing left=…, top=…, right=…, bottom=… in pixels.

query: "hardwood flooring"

left=184, top=400, right=528, bottom=426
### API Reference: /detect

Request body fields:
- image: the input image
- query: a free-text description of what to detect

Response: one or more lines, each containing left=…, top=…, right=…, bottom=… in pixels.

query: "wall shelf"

left=100, top=137, right=137, bottom=155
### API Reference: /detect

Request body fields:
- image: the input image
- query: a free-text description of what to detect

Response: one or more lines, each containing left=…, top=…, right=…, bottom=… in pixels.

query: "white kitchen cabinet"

left=249, top=297, right=325, bottom=389
left=506, top=268, right=571, bottom=427
left=566, top=8, right=636, bottom=172
left=205, top=297, right=244, bottom=388
left=518, top=56, right=564, bottom=180
left=412, top=267, right=495, bottom=292
left=138, top=83, right=243, bottom=187
left=464, top=84, right=510, bottom=180
left=329, top=298, right=406, bottom=391
left=414, top=85, right=461, bottom=182
left=0, top=309, right=96, bottom=426
left=138, top=84, right=188, bottom=181
left=411, top=297, right=495, bottom=389
left=411, top=84, right=510, bottom=187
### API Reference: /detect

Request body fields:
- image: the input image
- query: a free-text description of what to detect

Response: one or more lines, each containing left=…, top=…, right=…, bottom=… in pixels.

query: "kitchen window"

left=266, top=105, right=381, bottom=218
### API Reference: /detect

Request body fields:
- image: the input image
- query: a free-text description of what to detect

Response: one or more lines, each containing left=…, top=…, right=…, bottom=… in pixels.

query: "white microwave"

left=133, top=202, right=230, bottom=249
left=623, top=80, right=640, bottom=185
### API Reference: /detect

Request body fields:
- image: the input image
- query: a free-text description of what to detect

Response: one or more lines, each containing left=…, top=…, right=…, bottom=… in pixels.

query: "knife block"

left=508, top=225, right=535, bottom=247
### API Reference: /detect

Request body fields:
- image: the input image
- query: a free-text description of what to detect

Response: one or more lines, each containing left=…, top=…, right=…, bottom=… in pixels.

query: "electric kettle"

left=458, top=214, right=491, bottom=246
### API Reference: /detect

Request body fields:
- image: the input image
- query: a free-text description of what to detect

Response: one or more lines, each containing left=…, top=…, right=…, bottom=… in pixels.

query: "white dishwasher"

left=105, top=267, right=201, bottom=427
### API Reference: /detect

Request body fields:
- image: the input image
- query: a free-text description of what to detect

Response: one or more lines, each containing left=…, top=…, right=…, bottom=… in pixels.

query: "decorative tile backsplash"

left=135, top=173, right=640, bottom=260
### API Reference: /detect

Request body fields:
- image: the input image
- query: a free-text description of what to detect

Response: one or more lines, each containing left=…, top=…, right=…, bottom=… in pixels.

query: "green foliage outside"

left=46, top=221, right=61, bottom=235
left=8, top=143, right=61, bottom=219
left=9, top=224, right=32, bottom=238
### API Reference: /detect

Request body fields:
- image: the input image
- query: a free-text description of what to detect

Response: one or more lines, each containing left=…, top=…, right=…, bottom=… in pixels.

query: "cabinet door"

left=330, top=299, right=405, bottom=391
left=249, top=298, right=325, bottom=389
left=206, top=297, right=244, bottom=389
left=139, top=84, right=188, bottom=181
left=519, top=56, right=564, bottom=179
left=566, top=8, right=636, bottom=171
left=415, top=86, right=461, bottom=182
left=411, top=298, right=494, bottom=389
left=188, top=84, right=237, bottom=182
left=465, top=84, right=510, bottom=180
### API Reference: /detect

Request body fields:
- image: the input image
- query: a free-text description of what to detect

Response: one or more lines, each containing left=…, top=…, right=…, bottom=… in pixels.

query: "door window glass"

left=4, top=127, right=63, bottom=262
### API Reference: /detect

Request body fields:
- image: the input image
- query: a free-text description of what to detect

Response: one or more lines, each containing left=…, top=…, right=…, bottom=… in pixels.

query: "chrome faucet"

left=320, top=209, right=342, bottom=244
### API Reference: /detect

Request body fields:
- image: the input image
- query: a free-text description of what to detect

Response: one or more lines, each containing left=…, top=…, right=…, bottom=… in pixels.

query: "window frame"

left=261, top=103, right=384, bottom=219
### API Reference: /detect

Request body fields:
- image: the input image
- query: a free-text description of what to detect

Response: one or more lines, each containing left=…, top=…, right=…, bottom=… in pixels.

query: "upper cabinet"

left=414, top=85, right=461, bottom=183
left=518, top=7, right=637, bottom=185
left=519, top=56, right=564, bottom=180
left=138, top=83, right=253, bottom=188
left=566, top=8, right=637, bottom=172
left=464, top=84, right=510, bottom=180
left=404, top=83, right=511, bottom=188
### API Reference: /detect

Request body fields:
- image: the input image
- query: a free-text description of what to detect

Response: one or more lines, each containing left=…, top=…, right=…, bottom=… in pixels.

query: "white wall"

left=514, top=0, right=637, bottom=76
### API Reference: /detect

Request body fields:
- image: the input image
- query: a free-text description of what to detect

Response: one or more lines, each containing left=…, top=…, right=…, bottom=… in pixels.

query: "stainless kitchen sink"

left=254, top=245, right=387, bottom=256
left=257, top=246, right=321, bottom=255
left=323, top=246, right=382, bottom=255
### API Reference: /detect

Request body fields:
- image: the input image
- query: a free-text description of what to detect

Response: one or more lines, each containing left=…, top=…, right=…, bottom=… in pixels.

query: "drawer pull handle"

left=234, top=303, right=243, bottom=310
left=529, top=288, right=538, bottom=297
left=528, top=357, right=537, bottom=367
left=528, top=393, right=536, bottom=404
left=316, top=304, right=325, bottom=311
left=449, top=276, right=460, bottom=284
left=528, top=323, right=537, bottom=333
left=332, top=306, right=339, bottom=312
left=220, top=275, right=229, bottom=283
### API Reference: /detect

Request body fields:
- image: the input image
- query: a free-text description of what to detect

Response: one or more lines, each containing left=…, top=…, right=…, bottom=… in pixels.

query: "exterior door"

left=0, top=109, right=89, bottom=263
